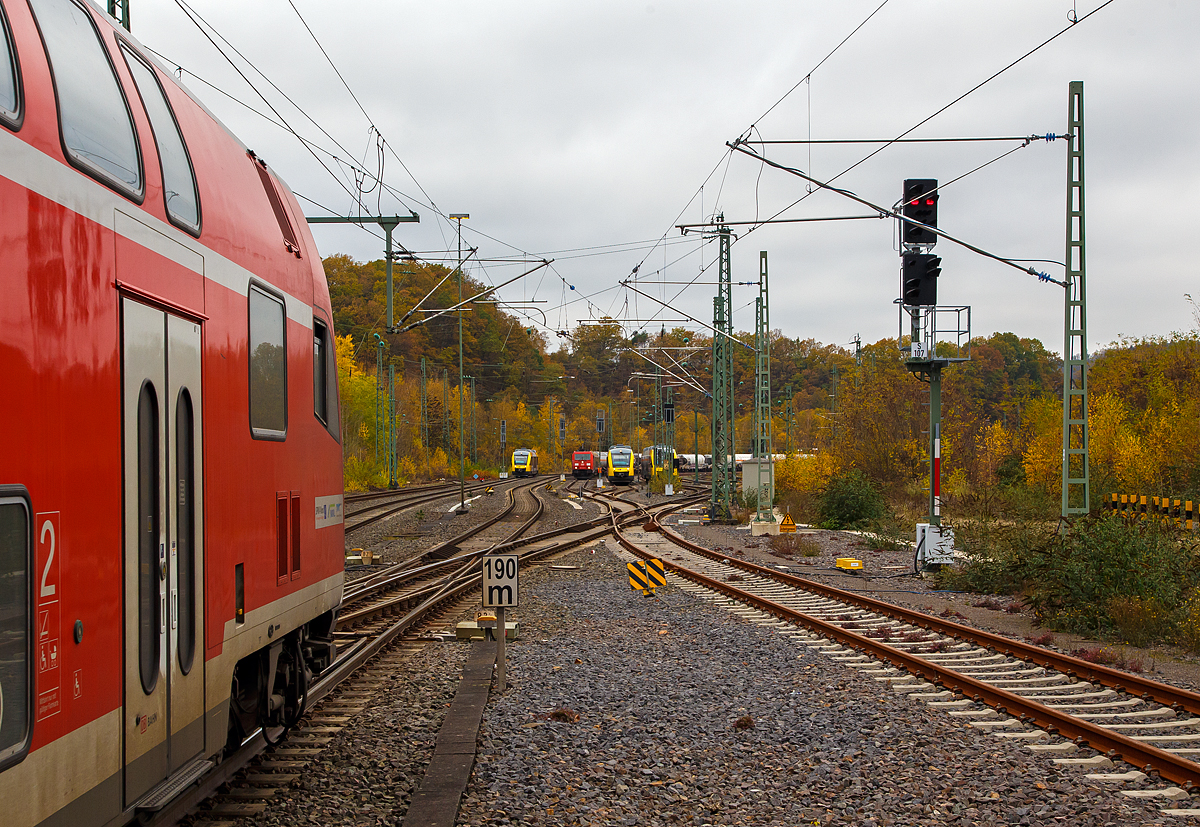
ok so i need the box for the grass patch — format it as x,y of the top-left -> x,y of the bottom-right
768,533 -> 821,559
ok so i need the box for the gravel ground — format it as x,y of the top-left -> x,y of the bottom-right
222,642 -> 470,827
456,546 -> 1188,826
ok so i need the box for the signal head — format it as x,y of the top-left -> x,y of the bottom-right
901,178 -> 939,245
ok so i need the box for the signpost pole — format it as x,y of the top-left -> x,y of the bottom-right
482,553 -> 517,692
496,605 -> 507,692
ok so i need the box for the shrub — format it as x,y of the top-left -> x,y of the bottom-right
776,490 -> 818,525
816,469 -> 885,529
648,469 -> 680,495
1106,594 -> 1174,648
427,447 -> 451,480
1024,515 -> 1193,635
941,512 -> 1200,639
344,455 -> 386,492
397,455 -> 416,486
1178,589 -> 1200,654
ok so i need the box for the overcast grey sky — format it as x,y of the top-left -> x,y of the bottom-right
132,1 -> 1198,355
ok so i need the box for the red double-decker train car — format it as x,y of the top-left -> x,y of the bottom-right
571,451 -> 599,479
0,1 -> 344,825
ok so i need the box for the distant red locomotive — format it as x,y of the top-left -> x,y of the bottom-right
0,2 -> 344,825
572,451 -> 599,479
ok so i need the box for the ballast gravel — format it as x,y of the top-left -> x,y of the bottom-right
454,546 -> 1185,827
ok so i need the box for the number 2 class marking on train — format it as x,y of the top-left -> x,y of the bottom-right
39,516 -> 57,599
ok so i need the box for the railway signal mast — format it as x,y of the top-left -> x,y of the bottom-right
899,178 -> 970,572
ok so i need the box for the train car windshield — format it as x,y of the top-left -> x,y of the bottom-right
513,450 -> 530,462
610,448 -> 631,467
573,452 -> 590,461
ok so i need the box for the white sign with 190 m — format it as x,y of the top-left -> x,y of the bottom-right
482,554 -> 519,608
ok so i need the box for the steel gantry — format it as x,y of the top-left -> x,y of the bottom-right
752,251 -> 774,524
1062,81 -> 1089,519
710,218 -> 734,521
306,213 -> 420,331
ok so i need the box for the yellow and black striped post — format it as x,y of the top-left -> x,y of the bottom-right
628,560 -> 651,595
627,559 -> 666,596
645,558 -> 666,591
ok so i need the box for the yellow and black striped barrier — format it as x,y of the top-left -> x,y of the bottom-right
1105,493 -> 1195,530
627,558 -> 666,596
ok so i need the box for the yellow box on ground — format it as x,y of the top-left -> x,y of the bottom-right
836,558 -> 863,571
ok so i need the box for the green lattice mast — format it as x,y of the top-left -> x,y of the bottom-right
710,218 -> 734,520
753,251 -> 774,523
1062,81 -> 1089,519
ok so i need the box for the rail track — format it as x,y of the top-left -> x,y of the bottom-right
604,499 -> 1200,803
344,477 -> 519,535
172,485 -> 702,824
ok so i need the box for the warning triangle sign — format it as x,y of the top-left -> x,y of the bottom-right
780,513 -> 797,533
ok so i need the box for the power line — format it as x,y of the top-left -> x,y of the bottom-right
286,0 -> 373,126
169,0 -> 367,210
744,0 -> 894,133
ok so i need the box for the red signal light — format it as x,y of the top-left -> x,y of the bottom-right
925,198 -> 935,205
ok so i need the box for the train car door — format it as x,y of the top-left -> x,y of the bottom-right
121,299 -> 205,804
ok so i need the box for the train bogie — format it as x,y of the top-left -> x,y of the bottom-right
0,1 -> 344,824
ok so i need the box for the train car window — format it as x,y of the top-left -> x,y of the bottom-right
119,44 -> 200,235
249,285 -> 287,439
137,381 -> 160,695
0,2 -> 22,129
28,0 -> 142,199
0,489 -> 33,772
312,320 -> 340,442
175,389 -> 195,675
